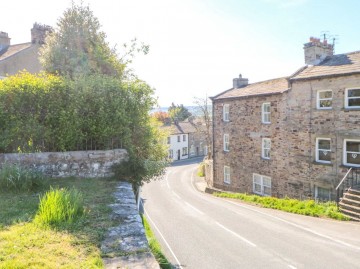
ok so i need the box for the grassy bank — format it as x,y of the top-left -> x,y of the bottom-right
141,215 -> 171,269
213,192 -> 349,221
0,177 -> 118,268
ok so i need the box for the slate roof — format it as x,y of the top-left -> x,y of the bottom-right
161,121 -> 198,135
291,51 -> 360,80
0,43 -> 33,61
212,77 -> 289,101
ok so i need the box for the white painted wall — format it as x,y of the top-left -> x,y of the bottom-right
168,134 -> 189,161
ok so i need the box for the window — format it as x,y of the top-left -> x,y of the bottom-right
224,166 -> 230,184
344,139 -> 360,166
168,150 -> 173,159
345,88 -> 360,109
177,135 -> 180,142
182,147 -> 188,156
316,138 -> 331,163
262,138 -> 271,159
223,134 -> 229,152
223,104 -> 229,122
317,90 -> 332,109
262,103 -> 271,124
315,186 -> 331,201
167,137 -> 171,144
183,135 -> 186,141
253,173 -> 271,196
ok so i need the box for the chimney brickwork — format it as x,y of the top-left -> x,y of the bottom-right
303,37 -> 334,65
31,23 -> 53,44
233,74 -> 248,88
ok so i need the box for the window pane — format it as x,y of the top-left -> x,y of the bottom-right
263,103 -> 270,112
348,89 -> 360,97
348,98 -> 360,107
319,100 -> 332,107
264,186 -> 271,196
318,150 -> 331,162
254,183 -> 261,193
264,149 -> 270,158
317,187 -> 330,201
264,139 -> 271,148
263,176 -> 271,187
347,153 -> 360,165
319,91 -> 332,99
253,174 -> 261,184
318,140 -> 330,150
346,141 -> 360,152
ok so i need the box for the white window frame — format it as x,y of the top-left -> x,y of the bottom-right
223,104 -> 230,122
224,166 -> 230,184
317,90 -> 333,109
315,138 -> 331,163
345,88 -> 360,109
343,139 -> 360,167
261,102 -> 271,124
261,138 -> 271,159
253,173 -> 271,196
315,186 -> 331,201
224,134 -> 229,152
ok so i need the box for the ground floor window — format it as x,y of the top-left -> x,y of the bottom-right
182,147 -> 188,156
315,186 -> 331,201
253,173 -> 271,196
344,139 -> 360,166
224,166 -> 230,184
168,150 -> 173,159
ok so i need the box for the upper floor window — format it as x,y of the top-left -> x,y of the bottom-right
262,103 -> 270,124
177,135 -> 180,142
223,104 -> 230,122
262,138 -> 271,159
253,173 -> 271,196
345,88 -> 360,109
224,134 -> 229,152
224,166 -> 230,184
183,135 -> 186,141
344,139 -> 360,167
316,138 -> 331,163
167,137 -> 171,144
317,90 -> 332,109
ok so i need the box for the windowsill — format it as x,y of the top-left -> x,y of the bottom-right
224,150 -> 230,153
313,161 -> 332,166
261,157 -> 270,161
262,122 -> 271,125
224,181 -> 231,185
341,164 -> 360,168
343,107 -> 360,111
316,107 -> 332,110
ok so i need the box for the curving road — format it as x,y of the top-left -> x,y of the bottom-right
141,158 -> 360,269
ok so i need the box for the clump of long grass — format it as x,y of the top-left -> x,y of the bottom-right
35,187 -> 84,227
213,192 -> 349,221
0,164 -> 45,192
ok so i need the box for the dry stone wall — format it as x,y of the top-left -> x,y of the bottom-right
0,149 -> 128,178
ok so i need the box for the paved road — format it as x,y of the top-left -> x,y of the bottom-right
141,158 -> 360,269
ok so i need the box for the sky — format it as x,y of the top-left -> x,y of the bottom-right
1,0 -> 360,107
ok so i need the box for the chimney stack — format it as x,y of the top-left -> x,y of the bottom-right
31,23 -> 53,44
303,36 -> 334,65
0,31 -> 10,53
233,74 -> 248,88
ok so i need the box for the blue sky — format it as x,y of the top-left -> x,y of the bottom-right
1,0 -> 360,106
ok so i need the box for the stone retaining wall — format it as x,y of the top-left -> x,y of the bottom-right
0,149 -> 128,178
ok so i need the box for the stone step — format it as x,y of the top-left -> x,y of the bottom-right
339,201 -> 360,214
343,192 -> 360,202
348,188 -> 360,196
339,208 -> 360,221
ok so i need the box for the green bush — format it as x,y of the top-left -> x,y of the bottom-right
35,187 -> 84,227
0,164 -> 45,192
197,162 -> 205,177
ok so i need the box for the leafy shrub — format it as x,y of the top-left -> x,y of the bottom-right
197,162 -> 205,177
0,164 -> 45,192
35,187 -> 84,227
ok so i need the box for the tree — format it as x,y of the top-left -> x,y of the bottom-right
193,96 -> 212,159
168,103 -> 191,121
151,111 -> 170,124
39,2 -> 124,78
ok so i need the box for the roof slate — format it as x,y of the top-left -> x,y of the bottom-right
212,77 -> 289,100
291,51 -> 360,80
161,121 -> 198,135
0,43 -> 33,61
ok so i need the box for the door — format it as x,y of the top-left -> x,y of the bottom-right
177,150 -> 181,160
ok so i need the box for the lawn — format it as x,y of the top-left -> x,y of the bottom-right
0,177 -> 119,268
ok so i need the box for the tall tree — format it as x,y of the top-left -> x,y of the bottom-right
39,2 -> 124,78
168,103 -> 191,121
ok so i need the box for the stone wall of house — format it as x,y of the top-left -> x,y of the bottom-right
212,74 -> 360,200
0,149 -> 128,178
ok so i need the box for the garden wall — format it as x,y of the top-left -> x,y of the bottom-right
0,149 -> 128,178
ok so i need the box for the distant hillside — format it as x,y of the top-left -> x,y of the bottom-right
150,106 -> 211,117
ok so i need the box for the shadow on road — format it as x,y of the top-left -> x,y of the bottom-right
170,156 -> 204,167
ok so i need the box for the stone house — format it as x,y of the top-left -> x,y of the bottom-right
0,23 -> 52,78
162,120 -> 207,161
211,37 -> 360,202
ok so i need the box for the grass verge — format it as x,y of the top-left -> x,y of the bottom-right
213,192 -> 349,221
0,177 -> 118,268
141,214 -> 172,269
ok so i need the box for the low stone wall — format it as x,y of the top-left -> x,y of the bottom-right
0,149 -> 128,178
204,159 -> 213,187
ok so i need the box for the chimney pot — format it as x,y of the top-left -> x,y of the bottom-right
233,74 -> 248,88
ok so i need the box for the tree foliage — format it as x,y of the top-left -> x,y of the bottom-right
39,2 -> 124,78
151,111 -> 170,124
168,103 -> 191,121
